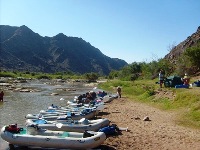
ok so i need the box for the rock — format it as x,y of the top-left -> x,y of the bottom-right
135,117 -> 141,120
143,116 -> 151,121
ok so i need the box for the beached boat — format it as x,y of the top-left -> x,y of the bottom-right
25,117 -> 110,132
25,108 -> 97,121
39,107 -> 92,115
1,124 -> 106,149
41,103 -> 105,115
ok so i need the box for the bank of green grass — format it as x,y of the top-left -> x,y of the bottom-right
98,79 -> 200,129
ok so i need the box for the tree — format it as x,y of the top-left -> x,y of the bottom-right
84,72 -> 99,81
184,44 -> 200,68
117,62 -> 142,81
108,70 -> 119,79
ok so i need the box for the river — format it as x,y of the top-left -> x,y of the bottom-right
0,79 -> 95,150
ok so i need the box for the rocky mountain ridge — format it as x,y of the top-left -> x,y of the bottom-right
164,26 -> 200,64
0,25 -> 128,75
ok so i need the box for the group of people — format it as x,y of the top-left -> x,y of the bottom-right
158,69 -> 190,88
76,91 -> 98,104
76,86 -> 122,105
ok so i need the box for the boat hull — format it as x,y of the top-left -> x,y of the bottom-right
1,126 -> 106,149
26,110 -> 97,121
26,118 -> 110,132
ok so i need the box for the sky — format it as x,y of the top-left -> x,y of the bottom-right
0,0 -> 200,64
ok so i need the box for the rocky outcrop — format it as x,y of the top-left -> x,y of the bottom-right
164,26 -> 200,64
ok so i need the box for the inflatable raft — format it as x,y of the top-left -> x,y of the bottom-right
25,118 -> 110,132
1,124 -> 106,149
26,108 -> 97,121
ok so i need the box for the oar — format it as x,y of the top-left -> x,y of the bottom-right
118,127 -> 128,131
96,104 -> 105,111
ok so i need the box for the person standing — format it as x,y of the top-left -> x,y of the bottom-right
158,70 -> 164,88
117,86 -> 122,98
182,73 -> 190,85
0,91 -> 4,102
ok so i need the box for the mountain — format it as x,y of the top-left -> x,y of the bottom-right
0,25 -> 128,75
164,26 -> 200,63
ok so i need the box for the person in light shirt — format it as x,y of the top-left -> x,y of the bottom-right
117,86 -> 122,98
182,73 -> 190,85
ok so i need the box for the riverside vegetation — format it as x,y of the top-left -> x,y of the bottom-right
0,71 -> 100,81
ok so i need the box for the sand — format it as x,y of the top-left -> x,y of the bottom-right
97,97 -> 200,150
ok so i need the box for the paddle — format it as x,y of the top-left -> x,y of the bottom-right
96,104 -> 105,111
118,127 -> 129,131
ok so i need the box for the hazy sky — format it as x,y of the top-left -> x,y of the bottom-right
1,0 -> 199,64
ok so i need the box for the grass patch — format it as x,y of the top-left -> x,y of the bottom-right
98,79 -> 200,129
0,71 -> 86,80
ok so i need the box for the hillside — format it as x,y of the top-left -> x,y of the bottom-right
0,25 -> 128,75
164,26 -> 200,64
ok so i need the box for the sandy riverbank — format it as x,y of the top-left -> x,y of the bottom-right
97,97 -> 200,150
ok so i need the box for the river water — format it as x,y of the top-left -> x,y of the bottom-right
0,79 -> 94,150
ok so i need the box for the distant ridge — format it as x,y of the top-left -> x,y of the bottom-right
0,25 -> 128,75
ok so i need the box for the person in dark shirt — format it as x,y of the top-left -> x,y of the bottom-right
0,91 -> 4,102
158,70 -> 164,88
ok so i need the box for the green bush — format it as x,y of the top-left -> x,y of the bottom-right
184,44 -> 200,68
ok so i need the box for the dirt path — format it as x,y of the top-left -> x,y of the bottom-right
98,97 -> 200,150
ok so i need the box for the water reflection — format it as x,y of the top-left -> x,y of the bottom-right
0,80 -> 93,150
